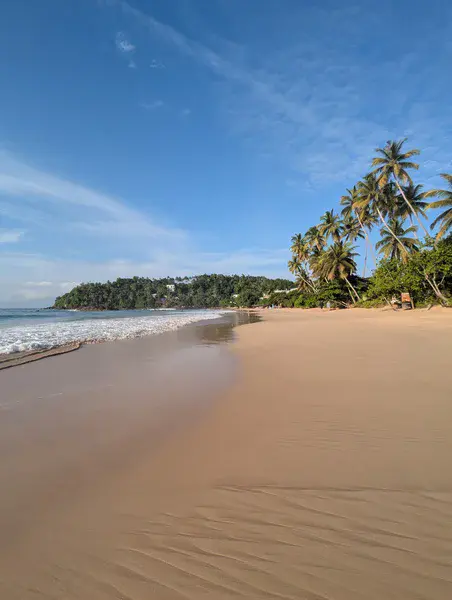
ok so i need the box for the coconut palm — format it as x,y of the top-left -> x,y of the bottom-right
290,234 -> 308,261
295,266 -> 316,292
340,187 -> 358,220
319,209 -> 342,243
375,219 -> 419,263
424,173 -> 452,240
312,241 -> 360,302
304,226 -> 326,251
289,236 -> 317,292
371,139 -> 430,237
396,183 -> 428,237
341,215 -> 365,243
288,257 -> 301,275
357,174 -> 408,251
341,185 -> 378,275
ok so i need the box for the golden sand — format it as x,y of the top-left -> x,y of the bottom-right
1,309 -> 452,599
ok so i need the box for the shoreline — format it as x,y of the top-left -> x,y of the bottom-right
0,309 -> 238,367
1,309 -> 452,598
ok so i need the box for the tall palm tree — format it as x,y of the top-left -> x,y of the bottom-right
424,173 -> 452,240
371,138 -> 430,237
341,215 -> 365,243
288,256 -> 301,275
290,234 -> 309,261
295,266 -> 316,292
396,183 -> 428,237
289,236 -> 316,292
304,226 -> 326,251
375,218 -> 419,263
312,241 -> 360,302
357,174 -> 407,250
341,186 -> 379,275
319,209 -> 342,243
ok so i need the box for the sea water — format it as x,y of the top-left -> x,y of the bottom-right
0,308 -> 225,354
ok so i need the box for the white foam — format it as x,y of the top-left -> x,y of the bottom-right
0,311 -> 225,355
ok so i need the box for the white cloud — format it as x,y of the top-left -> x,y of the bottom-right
106,0 -> 452,185
0,228 -> 23,243
0,150 -> 184,242
128,59 -> 137,69
0,153 -> 289,305
115,31 -> 135,53
24,281 -> 53,287
140,100 -> 164,110
180,108 -> 191,117
149,59 -> 164,69
0,248 -> 289,306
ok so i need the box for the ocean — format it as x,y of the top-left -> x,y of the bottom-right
0,308 -> 225,355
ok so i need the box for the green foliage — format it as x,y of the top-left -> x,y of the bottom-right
53,274 -> 294,310
366,236 -> 452,304
288,138 -> 452,306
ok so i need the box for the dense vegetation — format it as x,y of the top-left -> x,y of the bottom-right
285,139 -> 452,308
54,139 -> 451,311
53,275 -> 294,310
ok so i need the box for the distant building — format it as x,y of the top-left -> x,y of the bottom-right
166,284 -> 175,293
273,287 -> 298,294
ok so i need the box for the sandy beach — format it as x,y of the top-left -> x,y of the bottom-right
1,308 -> 452,599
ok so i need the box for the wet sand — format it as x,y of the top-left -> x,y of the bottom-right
1,309 -> 452,598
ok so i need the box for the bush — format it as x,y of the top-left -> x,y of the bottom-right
366,237 -> 452,306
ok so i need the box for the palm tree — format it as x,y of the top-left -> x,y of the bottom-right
424,174 -> 452,240
375,218 -> 419,263
312,241 -> 360,302
357,174 -> 408,251
396,183 -> 428,237
304,226 -> 326,251
290,234 -> 309,261
319,209 -> 342,243
341,215 -> 365,243
289,237 -> 316,292
371,139 -> 430,237
341,185 -> 378,275
295,266 -> 316,292
288,256 -> 301,275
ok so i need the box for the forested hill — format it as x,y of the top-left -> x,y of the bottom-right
53,275 -> 294,309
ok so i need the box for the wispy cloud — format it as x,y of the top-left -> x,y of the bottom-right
0,228 -> 23,243
0,152 -> 289,305
115,31 -> 135,53
180,108 -> 191,117
106,0 -> 452,186
140,100 -> 164,111
0,150 -> 184,241
149,59 -> 165,69
0,247 -> 289,306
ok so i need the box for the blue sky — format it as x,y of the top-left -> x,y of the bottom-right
1,0 -> 451,306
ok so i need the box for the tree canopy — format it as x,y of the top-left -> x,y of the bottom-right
286,138 -> 452,308
53,274 -> 294,310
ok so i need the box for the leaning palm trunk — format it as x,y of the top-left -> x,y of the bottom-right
395,178 -> 430,239
375,206 -> 409,255
422,271 -> 448,304
344,276 -> 360,303
409,214 -> 419,240
362,244 -> 368,278
355,210 -> 376,269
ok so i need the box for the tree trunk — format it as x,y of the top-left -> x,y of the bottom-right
355,210 -> 376,268
375,206 -> 409,255
395,178 -> 430,239
420,270 -> 448,304
344,276 -> 360,302
362,244 -> 368,278
409,214 -> 419,240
